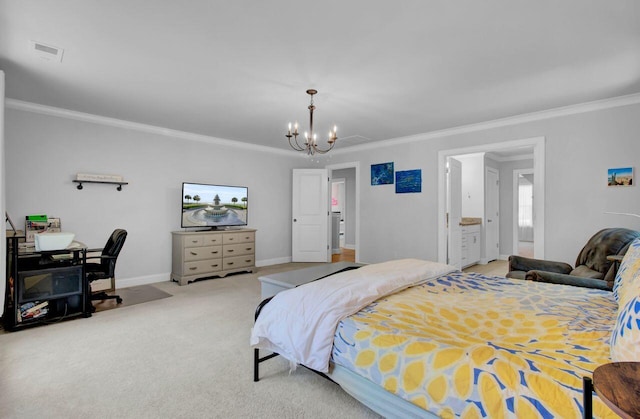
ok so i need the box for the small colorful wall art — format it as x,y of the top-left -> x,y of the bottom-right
608,167 -> 633,186
371,162 -> 394,185
396,169 -> 422,193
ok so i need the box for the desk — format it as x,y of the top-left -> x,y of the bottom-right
3,234 -> 91,331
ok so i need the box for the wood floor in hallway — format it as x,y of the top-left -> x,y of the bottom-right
332,248 -> 355,263
463,259 -> 508,277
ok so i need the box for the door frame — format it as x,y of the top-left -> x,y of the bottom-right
447,157 -> 463,269
326,161 -> 360,263
484,166 -> 499,263
331,178 -> 346,248
437,136 -> 545,264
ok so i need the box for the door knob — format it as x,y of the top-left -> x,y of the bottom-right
293,219 -> 297,222
487,219 -> 493,222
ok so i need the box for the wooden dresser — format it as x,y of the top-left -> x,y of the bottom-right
171,229 -> 256,285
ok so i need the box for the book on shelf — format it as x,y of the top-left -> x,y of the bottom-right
19,301 -> 49,321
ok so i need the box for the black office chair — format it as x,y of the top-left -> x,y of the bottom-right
86,229 -> 127,310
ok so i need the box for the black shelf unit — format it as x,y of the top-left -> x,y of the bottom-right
3,234 -> 92,331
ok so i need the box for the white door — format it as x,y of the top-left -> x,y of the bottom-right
485,167 -> 499,262
447,158 -> 462,270
292,169 -> 330,262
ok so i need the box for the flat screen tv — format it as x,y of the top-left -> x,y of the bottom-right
181,182 -> 248,229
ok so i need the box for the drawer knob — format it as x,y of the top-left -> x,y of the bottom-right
229,238 -> 234,241
246,247 -> 252,251
228,249 -> 234,253
189,267 -> 197,271
228,262 -> 234,265
212,251 -> 218,254
190,251 -> 198,255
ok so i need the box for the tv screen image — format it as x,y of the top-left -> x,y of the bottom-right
181,183 -> 248,229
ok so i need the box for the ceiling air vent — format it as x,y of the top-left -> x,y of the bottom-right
30,40 -> 64,63
339,135 -> 372,147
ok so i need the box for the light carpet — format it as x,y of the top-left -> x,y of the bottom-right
0,263 -> 380,418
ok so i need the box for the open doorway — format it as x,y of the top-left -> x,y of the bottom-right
513,169 -> 535,257
437,136 -> 545,266
326,162 -> 360,263
331,177 -> 346,249
445,153 -> 500,267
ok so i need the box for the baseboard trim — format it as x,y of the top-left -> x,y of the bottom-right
115,257 -> 293,288
256,256 -> 291,267
116,273 -> 170,289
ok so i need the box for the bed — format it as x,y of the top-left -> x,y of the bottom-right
251,256 -> 640,418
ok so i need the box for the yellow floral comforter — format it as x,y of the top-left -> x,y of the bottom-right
331,272 -> 617,418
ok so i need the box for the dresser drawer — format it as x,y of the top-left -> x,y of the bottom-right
183,235 -> 205,247
223,231 -> 255,245
223,242 -> 255,257
223,254 -> 255,270
184,259 -> 222,275
184,245 -> 222,262
202,235 -> 222,246
461,224 -> 481,234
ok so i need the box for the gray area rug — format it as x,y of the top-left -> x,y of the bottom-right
93,284 -> 172,312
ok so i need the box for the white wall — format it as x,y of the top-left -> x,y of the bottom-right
5,108 -> 303,286
5,98 -> 640,279
321,145 -> 439,263
324,102 -> 640,265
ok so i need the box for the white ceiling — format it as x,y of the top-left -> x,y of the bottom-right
1,0 -> 639,152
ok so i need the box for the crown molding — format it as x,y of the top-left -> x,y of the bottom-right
485,152 -> 534,162
7,91 -> 640,156
5,98 -> 298,157
333,92 -> 640,154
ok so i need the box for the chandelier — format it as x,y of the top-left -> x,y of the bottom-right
286,89 -> 337,155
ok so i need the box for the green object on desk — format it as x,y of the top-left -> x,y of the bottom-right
26,214 -> 48,222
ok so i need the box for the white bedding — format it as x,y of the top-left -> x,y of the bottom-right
250,259 -> 457,373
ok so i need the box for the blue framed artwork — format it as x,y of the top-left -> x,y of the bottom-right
396,169 -> 422,193
371,162 -> 394,185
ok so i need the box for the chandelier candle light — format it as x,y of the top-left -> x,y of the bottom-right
286,89 -> 338,155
